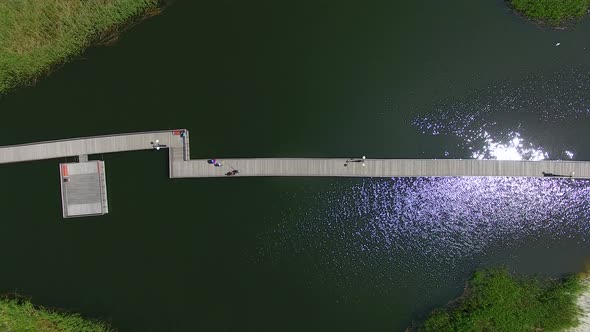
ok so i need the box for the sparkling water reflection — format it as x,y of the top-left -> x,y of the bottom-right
262,177 -> 590,294
412,67 -> 590,160
471,131 -> 548,160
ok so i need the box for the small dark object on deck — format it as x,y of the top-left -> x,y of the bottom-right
214,162 -> 222,167
344,158 -> 364,166
542,171 -> 572,178
232,170 -> 239,175
225,171 -> 233,176
207,159 -> 216,164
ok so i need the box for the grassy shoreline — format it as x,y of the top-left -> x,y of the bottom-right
508,0 -> 590,26
414,268 -> 587,331
0,297 -> 112,331
0,0 -> 161,94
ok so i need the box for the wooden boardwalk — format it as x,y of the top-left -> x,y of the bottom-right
1,129 -> 590,179
4,129 -> 588,219
0,130 -> 184,164
172,158 -> 590,178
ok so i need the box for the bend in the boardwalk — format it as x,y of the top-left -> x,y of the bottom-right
1,129 -> 590,179
0,130 -> 185,164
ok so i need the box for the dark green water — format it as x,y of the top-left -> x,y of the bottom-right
3,1 -> 590,331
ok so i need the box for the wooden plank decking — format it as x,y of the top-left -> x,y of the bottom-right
0,130 -> 183,164
4,129 -> 587,219
171,158 -> 590,178
1,129 -> 590,179
59,160 -> 109,218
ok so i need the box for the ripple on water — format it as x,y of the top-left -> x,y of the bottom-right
412,67 -> 590,160
259,177 -> 590,296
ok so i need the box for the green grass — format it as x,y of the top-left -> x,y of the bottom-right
0,297 -> 112,332
418,268 -> 586,332
0,0 -> 160,94
509,0 -> 590,25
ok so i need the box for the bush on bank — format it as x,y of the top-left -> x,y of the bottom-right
509,0 -> 590,25
419,267 -> 585,332
0,297 -> 112,332
0,0 -> 159,94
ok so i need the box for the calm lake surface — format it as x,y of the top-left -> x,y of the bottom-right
2,0 -> 590,331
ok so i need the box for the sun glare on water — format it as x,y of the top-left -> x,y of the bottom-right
471,131 -> 549,161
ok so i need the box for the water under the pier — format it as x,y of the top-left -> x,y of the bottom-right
2,0 -> 590,331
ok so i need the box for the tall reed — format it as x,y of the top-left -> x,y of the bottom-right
0,0 -> 159,94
